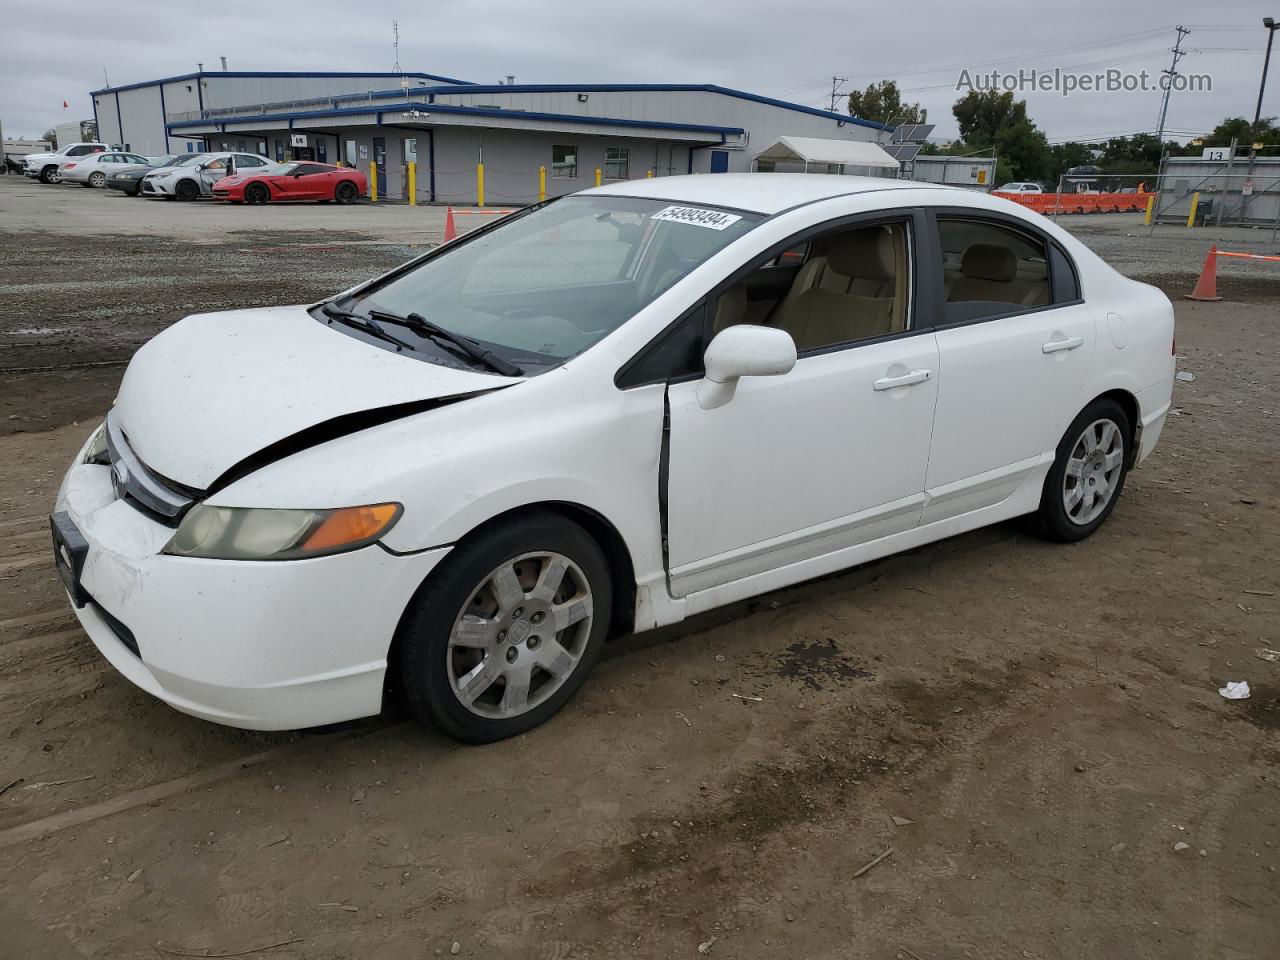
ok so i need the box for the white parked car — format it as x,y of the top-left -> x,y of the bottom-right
53,174 -> 1175,741
140,152 -> 280,200
23,142 -> 109,183
996,182 -> 1044,194
58,150 -> 154,188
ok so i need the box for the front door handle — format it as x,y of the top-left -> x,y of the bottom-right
873,369 -> 932,391
1042,335 -> 1084,354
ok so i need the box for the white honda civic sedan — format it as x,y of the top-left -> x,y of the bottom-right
53,174 -> 1174,742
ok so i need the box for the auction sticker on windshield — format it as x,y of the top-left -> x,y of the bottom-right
650,205 -> 743,230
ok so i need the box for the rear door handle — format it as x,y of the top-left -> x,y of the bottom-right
873,369 -> 932,391
1042,335 -> 1084,354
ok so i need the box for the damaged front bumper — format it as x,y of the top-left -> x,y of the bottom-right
53,436 -> 449,731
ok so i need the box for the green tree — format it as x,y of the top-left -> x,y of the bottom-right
1049,142 -> 1094,180
993,119 -> 1052,183
41,127 -> 57,148
952,90 -> 1027,146
1203,115 -> 1278,145
846,80 -> 925,127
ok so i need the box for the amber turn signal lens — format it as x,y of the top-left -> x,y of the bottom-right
302,503 -> 402,552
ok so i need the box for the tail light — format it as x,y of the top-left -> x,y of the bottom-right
64,163 -> 77,169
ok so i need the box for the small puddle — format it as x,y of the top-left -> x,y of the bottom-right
776,638 -> 874,691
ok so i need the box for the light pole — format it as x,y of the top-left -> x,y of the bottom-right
1255,17 -> 1279,133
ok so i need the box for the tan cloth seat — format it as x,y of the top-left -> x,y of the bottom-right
949,243 -> 1049,307
711,283 -> 748,334
769,226 -> 905,350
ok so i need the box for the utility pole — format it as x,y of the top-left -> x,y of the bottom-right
1148,25 -> 1190,236
1255,18 -> 1278,132
830,76 -> 848,113
1153,25 -> 1190,154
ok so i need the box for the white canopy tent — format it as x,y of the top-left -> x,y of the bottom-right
753,136 -> 900,175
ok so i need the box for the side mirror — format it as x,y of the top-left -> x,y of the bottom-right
697,325 -> 797,409
194,163 -> 205,171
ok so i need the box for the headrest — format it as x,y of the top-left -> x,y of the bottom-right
824,227 -> 897,279
960,243 -> 1017,282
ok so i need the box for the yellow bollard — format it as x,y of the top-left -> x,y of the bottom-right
538,165 -> 546,202
369,163 -> 378,203
646,168 -> 654,178
477,162 -> 485,207
1143,194 -> 1155,226
595,167 -> 602,187
1186,191 -> 1200,228
408,162 -> 416,206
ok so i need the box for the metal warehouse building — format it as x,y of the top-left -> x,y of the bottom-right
91,69 -> 893,204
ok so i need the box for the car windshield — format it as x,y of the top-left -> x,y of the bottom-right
175,154 -> 208,167
156,155 -> 183,167
341,196 -> 762,365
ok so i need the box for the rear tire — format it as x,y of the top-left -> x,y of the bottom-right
174,179 -> 199,202
1030,398 -> 1131,543
394,512 -> 612,743
334,181 -> 358,204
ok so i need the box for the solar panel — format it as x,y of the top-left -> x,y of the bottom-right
882,143 -> 922,162
890,124 -> 934,143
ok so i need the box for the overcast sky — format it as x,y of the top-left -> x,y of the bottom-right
2,1 -> 1274,144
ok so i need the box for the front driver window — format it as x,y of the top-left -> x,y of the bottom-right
713,221 -> 911,353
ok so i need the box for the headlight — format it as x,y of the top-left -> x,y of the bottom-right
121,172 -> 142,180
82,423 -> 109,465
162,503 -> 402,561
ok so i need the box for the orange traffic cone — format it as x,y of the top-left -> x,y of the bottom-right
443,207 -> 457,243
1185,245 -> 1223,302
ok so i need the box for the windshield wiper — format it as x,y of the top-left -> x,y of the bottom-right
368,309 -> 524,377
321,303 -> 415,353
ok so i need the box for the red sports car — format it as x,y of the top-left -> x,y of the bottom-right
212,162 -> 367,204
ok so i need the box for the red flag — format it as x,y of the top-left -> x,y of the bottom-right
62,100 -> 69,108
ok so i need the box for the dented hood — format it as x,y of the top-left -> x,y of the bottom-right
112,306 -> 506,489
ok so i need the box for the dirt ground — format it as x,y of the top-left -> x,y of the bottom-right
1,177 -> 1278,959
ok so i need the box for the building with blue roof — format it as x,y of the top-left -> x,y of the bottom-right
91,69 -> 895,204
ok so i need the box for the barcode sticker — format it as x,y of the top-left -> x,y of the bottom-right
650,205 -> 743,230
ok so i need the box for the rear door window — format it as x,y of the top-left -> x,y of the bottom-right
936,218 -> 1051,324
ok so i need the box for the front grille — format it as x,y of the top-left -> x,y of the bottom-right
141,180 -> 156,193
105,412 -> 198,526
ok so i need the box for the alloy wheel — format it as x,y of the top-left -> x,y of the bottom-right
1062,418 -> 1124,525
447,551 -> 593,719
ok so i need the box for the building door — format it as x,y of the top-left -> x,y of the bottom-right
317,139 -> 328,164
710,150 -> 729,173
373,136 -> 387,195
401,137 -> 417,201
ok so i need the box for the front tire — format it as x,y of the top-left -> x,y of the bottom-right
245,182 -> 269,205
40,165 -> 59,184
88,171 -> 107,188
174,179 -> 199,201
394,513 -> 612,743
1031,398 -> 1131,542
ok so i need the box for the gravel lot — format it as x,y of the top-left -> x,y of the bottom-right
1,175 -> 1278,959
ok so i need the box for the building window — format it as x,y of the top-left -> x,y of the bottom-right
345,140 -> 358,167
402,138 -> 417,164
605,146 -> 629,180
551,145 -> 577,179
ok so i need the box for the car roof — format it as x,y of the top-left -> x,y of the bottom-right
586,172 -> 942,215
